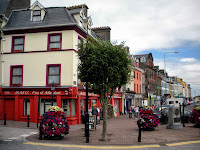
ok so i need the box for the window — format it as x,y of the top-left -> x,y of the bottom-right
24,99 -> 30,116
33,10 -> 41,22
40,99 -> 57,116
47,64 -> 61,86
48,33 -> 62,50
78,36 -> 83,50
137,73 -> 138,80
10,65 -> 23,86
62,99 -> 75,117
12,36 -> 25,52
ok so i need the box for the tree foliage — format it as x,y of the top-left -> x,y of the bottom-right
78,37 -> 132,141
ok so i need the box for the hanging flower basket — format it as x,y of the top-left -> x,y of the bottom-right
40,106 -> 69,139
189,106 -> 200,128
137,106 -> 160,130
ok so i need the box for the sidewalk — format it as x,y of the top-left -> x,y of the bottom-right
1,115 -> 200,145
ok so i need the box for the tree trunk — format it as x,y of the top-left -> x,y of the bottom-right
102,98 -> 107,141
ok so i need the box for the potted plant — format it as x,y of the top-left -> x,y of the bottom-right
189,106 -> 200,127
40,106 -> 69,140
137,106 -> 160,130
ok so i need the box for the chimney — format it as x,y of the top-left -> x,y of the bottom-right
92,26 -> 111,41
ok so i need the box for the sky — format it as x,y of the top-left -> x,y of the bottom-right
31,0 -> 200,97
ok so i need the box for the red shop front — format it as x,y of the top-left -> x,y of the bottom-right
110,93 -> 122,116
0,87 -> 100,125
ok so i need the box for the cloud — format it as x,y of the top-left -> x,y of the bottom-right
180,58 -> 198,63
33,0 -> 200,54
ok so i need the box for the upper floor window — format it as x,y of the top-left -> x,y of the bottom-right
10,65 -> 23,86
33,10 -> 41,22
12,36 -> 25,52
47,64 -> 61,86
78,36 -> 83,50
48,33 -> 62,50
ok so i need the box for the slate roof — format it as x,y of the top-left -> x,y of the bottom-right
2,7 -> 77,31
0,0 -> 10,15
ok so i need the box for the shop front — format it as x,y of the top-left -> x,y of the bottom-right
0,87 -> 100,125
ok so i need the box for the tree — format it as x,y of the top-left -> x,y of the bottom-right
78,37 -> 132,141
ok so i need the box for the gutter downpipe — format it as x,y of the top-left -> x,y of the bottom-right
1,31 -> 5,86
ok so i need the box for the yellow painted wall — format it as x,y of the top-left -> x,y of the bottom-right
4,30 -> 75,53
3,51 -> 74,86
2,29 -> 85,87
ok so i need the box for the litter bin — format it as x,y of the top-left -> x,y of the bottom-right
162,114 -> 168,124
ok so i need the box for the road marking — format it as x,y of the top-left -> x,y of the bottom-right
20,134 -> 29,137
24,142 -> 161,149
8,137 -> 19,140
4,140 -> 13,142
166,140 -> 200,146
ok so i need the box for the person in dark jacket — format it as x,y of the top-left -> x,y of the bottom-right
81,106 -> 85,124
92,106 -> 98,125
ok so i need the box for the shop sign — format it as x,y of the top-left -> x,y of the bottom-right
4,90 -> 62,95
125,94 -> 134,99
112,93 -> 122,98
79,91 -> 98,96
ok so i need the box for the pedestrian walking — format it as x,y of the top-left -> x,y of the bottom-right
132,105 -> 136,118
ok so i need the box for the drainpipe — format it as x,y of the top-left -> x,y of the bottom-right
1,31 -> 5,86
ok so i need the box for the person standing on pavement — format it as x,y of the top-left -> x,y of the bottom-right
132,105 -> 136,118
134,106 -> 138,118
92,106 -> 98,125
81,106 -> 85,124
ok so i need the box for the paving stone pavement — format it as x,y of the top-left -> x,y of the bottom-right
1,115 -> 200,145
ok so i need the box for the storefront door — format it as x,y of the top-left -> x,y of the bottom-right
4,99 -> 15,120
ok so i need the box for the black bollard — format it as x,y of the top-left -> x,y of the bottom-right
39,120 -> 43,140
129,112 -> 132,119
27,115 -> 30,127
85,113 -> 89,143
138,122 -> 141,142
4,113 -> 6,125
183,103 -> 185,127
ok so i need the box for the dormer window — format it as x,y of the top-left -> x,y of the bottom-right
33,10 -> 41,22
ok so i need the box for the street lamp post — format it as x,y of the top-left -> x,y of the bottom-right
51,82 -> 56,106
163,51 -> 179,102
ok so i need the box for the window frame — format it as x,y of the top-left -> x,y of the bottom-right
78,36 -> 83,51
24,98 -> 30,116
32,10 -> 41,22
11,36 -> 25,53
47,33 -> 62,51
46,64 -> 61,86
10,65 -> 23,87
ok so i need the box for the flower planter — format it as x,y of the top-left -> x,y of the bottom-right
40,106 -> 69,140
44,135 -> 64,140
189,106 -> 200,128
137,106 -> 160,130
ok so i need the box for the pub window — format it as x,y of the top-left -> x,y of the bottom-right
47,64 -> 61,86
48,33 -> 62,50
10,65 -> 23,86
12,36 -> 25,52
40,99 -> 57,116
62,99 -> 75,117
24,99 -> 30,116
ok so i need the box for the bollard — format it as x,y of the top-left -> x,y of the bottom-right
129,112 -> 132,119
85,113 -> 89,143
27,115 -> 30,127
4,113 -> 6,125
138,122 -> 141,142
39,120 -> 43,140
183,103 -> 185,127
